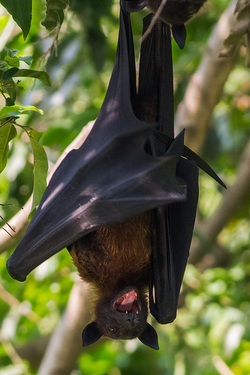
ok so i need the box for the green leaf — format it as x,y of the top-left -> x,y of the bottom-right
28,129 -> 48,214
18,55 -> 33,65
4,47 -> 19,58
0,105 -> 43,119
41,10 -> 60,30
3,67 -> 19,80
0,109 -> 20,119
0,0 -> 32,39
0,123 -> 17,173
47,0 -> 68,11
4,55 -> 20,68
0,60 -> 7,70
6,87 -> 16,102
5,97 -> 15,106
13,69 -> 52,86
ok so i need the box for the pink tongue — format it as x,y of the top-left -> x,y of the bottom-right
117,291 -> 135,312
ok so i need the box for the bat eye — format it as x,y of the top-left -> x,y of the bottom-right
108,326 -> 119,334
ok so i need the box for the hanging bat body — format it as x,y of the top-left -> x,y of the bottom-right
68,212 -> 159,348
7,1 -> 225,350
69,212 -> 151,293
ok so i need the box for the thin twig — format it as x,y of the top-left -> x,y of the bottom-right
212,356 -> 235,375
0,284 -> 41,323
141,0 -> 168,41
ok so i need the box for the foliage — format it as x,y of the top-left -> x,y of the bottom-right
0,0 -> 250,374
0,0 -> 32,39
41,0 -> 69,31
0,45 -> 50,216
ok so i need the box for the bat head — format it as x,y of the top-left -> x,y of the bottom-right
82,287 -> 159,350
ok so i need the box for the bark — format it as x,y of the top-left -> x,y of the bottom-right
37,278 -> 97,375
15,335 -> 51,371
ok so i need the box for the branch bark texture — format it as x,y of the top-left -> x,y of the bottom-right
38,278 -> 92,375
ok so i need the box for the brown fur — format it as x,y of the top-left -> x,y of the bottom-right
70,211 -> 152,296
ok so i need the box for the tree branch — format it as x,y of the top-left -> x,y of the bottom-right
172,0 -> 250,267
38,278 -> 92,375
175,0 -> 239,153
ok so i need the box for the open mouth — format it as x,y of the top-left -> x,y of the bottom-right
113,289 -> 141,314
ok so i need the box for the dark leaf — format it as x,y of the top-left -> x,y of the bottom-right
0,123 -> 17,173
13,69 -> 52,86
3,68 -> 19,80
0,0 -> 32,39
28,129 -> 48,215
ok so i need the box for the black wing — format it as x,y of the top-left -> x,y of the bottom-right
135,14 -> 198,323
136,14 -> 224,323
7,5 -> 187,282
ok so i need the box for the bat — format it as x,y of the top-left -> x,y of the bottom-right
124,0 -> 207,49
7,1 -> 225,350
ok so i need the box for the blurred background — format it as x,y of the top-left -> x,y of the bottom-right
0,0 -> 250,374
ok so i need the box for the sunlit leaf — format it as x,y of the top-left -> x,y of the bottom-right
28,129 -> 48,216
0,123 -> 17,173
18,55 -> 33,65
0,105 -> 43,119
4,55 -> 20,68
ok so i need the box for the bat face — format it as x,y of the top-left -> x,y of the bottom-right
95,287 -> 148,339
82,287 -> 159,349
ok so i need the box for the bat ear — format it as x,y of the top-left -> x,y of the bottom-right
172,24 -> 186,50
138,323 -> 159,350
82,321 -> 103,347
